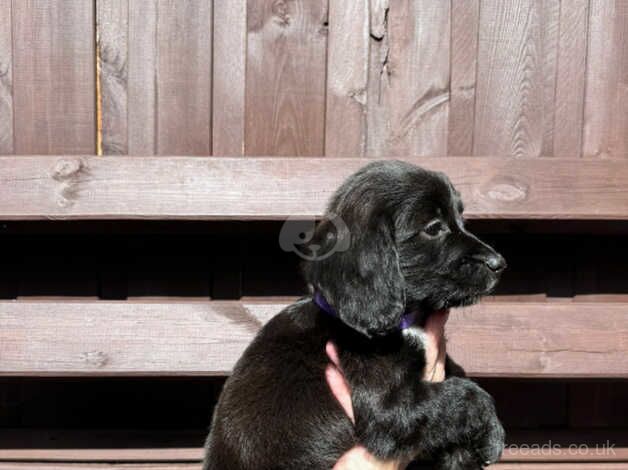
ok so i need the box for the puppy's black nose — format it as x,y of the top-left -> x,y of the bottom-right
485,253 -> 506,273
471,252 -> 507,273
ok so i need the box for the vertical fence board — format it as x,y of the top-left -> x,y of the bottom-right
539,0 -> 560,157
368,0 -> 450,157
0,0 -> 13,155
12,0 -> 95,154
97,0 -> 129,155
448,0 -> 479,156
212,0 -> 247,156
474,1 -> 558,157
245,0 -> 327,156
553,0 -> 589,157
156,0 -> 212,155
127,0 -> 157,155
583,0 -> 628,158
325,0 -> 369,157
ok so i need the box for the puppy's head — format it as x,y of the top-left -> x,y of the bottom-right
302,160 -> 506,337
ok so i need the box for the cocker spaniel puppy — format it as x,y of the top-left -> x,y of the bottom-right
204,161 -> 506,469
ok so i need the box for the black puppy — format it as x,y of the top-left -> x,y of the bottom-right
204,161 -> 506,469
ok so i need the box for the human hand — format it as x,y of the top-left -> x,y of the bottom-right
326,309 -> 450,470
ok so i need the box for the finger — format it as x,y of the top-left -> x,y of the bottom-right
326,340 -> 341,369
325,363 -> 355,423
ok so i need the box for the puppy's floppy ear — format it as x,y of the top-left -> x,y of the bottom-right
302,214 -> 405,337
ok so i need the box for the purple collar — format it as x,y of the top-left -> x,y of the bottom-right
313,291 -> 418,330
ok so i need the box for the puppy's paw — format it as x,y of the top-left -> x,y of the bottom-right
474,415 -> 505,466
445,378 -> 505,466
434,448 -> 482,469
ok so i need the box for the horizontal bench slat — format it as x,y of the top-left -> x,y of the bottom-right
0,300 -> 626,377
1,429 -> 625,463
1,157 -> 628,220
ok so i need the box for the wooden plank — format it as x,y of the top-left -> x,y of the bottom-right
11,0 -> 95,154
324,0 -> 369,157
0,465 -> 198,470
0,428 -> 626,463
1,156 -> 628,220
97,0 -> 129,155
367,0 -> 450,157
0,300 -> 626,377
448,0 -> 480,156
127,0 -> 157,155
0,0 -> 13,154
474,1 -> 559,157
492,465 -> 628,469
245,0 -> 327,155
212,0 -> 246,155
553,0 -> 589,157
0,463 -> 624,470
583,0 -> 628,158
156,0 -> 211,155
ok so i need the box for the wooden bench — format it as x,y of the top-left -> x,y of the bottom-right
1,156 -> 627,469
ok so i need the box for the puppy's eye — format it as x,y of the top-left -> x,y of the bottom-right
423,220 -> 449,238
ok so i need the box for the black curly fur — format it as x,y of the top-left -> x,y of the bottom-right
204,161 -> 506,469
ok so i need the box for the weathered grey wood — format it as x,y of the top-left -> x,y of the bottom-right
0,464 -> 198,470
1,429 -> 626,463
553,0 -> 589,157
127,0 -> 157,155
12,0 -> 95,154
367,0 -> 450,156
1,464 -> 622,470
156,0 -> 212,156
448,0 -> 479,156
1,156 -> 628,220
325,0 -> 369,157
245,0 -> 327,155
0,300 -> 625,377
474,1 -> 559,157
212,0 -> 246,155
583,0 -> 628,158
97,0 -> 129,155
0,0 -> 13,154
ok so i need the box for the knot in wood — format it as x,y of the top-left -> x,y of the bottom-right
53,158 -> 84,181
482,176 -> 528,203
80,351 -> 109,368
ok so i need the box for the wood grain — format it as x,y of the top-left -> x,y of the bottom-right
448,0 -> 480,156
0,464 -> 623,470
474,1 -> 559,157
97,0 -> 129,155
0,465 -> 198,470
156,0 -> 211,155
1,156 -> 628,220
368,0 -> 450,156
12,0 -> 95,154
325,0 -> 369,157
212,0 -> 246,155
0,300 -> 625,377
583,0 -> 628,158
1,429 -> 626,463
127,0 -> 157,155
0,0 -> 13,154
245,0 -> 327,155
553,0 -> 589,157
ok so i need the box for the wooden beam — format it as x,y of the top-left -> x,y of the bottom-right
1,428 -> 625,463
0,300 -> 626,377
0,464 -> 624,470
1,157 -> 628,220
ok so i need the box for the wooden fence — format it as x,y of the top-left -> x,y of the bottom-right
1,1 -> 627,469
0,0 -> 626,157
